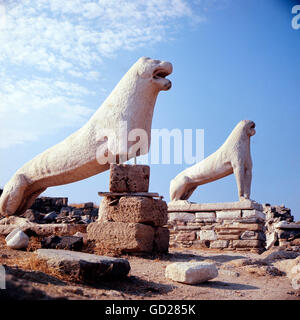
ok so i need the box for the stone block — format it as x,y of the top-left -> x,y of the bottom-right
87,221 -> 154,253
232,240 -> 264,248
217,234 -> 240,240
153,227 -> 170,253
165,262 -> 218,284
176,232 -> 196,242
216,210 -> 241,220
168,212 -> 195,223
195,212 -> 216,219
198,230 -> 217,241
109,164 -> 150,193
240,230 -> 265,241
210,240 -> 229,249
37,249 -> 130,281
242,210 -> 265,221
192,240 -> 210,248
98,196 -> 167,227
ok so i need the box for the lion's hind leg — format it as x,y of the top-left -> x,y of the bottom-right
0,173 -> 31,216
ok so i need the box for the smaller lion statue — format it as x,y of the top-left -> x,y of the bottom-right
170,120 -> 256,202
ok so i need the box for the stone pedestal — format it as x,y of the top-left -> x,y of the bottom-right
168,200 -> 266,253
88,164 -> 169,254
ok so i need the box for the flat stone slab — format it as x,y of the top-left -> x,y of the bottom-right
0,217 -> 87,236
36,249 -> 131,281
168,200 -> 263,212
165,262 -> 218,284
275,221 -> 300,229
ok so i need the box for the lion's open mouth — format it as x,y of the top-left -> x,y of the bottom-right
153,69 -> 171,80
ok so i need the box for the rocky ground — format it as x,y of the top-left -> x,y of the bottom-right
0,235 -> 299,300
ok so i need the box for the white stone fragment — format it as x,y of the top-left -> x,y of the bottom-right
242,210 -> 265,220
216,210 -> 241,220
5,229 -> 29,250
165,262 -> 218,284
198,230 -> 217,241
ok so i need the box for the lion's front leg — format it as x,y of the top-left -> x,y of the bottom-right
243,167 -> 252,200
233,162 -> 246,201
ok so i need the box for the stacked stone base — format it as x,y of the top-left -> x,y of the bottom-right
168,201 -> 266,253
87,164 -> 169,255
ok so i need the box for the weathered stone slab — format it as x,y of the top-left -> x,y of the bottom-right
242,210 -> 265,221
198,230 -> 217,241
37,249 -> 130,281
232,240 -> 264,248
87,221 -> 154,253
274,221 -> 300,230
216,210 -> 241,220
195,212 -> 216,219
99,196 -> 167,227
109,164 -> 150,193
209,240 -> 229,249
168,200 -> 263,212
215,223 -> 263,231
217,234 -> 240,240
0,217 -> 87,236
165,262 -> 218,284
168,212 -> 195,223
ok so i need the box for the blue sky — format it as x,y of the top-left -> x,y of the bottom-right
0,0 -> 299,220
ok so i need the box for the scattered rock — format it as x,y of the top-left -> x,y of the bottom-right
43,211 -> 57,223
73,232 -> 88,243
261,248 -> 300,263
22,209 -> 44,223
242,265 -> 285,277
41,235 -> 83,251
165,261 -> 218,284
36,249 -> 131,281
5,229 -> 29,250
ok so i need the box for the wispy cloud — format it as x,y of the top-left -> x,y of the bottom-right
0,0 -> 204,148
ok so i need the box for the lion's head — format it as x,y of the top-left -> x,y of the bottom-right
240,120 -> 256,137
135,57 -> 173,91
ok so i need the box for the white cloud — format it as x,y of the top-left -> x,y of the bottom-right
0,0 -> 204,149
0,77 -> 94,148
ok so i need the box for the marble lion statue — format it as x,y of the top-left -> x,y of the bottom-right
0,57 -> 172,216
170,120 -> 256,202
